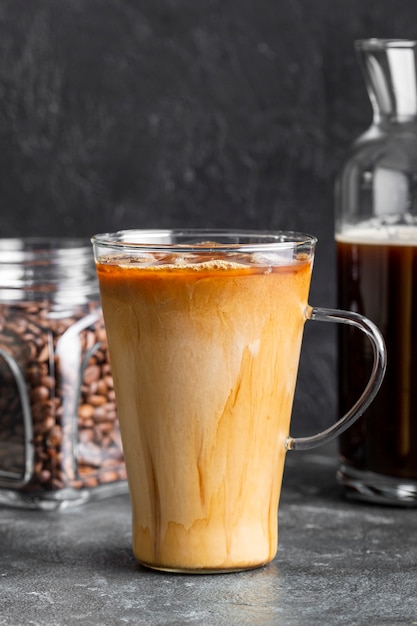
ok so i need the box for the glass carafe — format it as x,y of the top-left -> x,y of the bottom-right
336,39 -> 417,505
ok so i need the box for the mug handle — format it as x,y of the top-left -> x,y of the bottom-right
286,306 -> 387,451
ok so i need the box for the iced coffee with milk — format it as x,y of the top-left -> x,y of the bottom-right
92,229 -> 386,573
93,231 -> 313,572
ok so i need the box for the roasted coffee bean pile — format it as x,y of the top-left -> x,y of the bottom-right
0,301 -> 126,494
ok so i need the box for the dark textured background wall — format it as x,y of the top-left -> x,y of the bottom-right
1,0 -> 416,435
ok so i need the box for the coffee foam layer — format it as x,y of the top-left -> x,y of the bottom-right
337,224 -> 417,246
97,250 -> 309,271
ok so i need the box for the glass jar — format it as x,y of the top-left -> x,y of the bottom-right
336,39 -> 417,505
0,238 -> 127,509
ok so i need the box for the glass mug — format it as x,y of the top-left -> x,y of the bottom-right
91,230 -> 386,573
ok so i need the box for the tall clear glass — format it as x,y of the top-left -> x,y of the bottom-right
336,39 -> 417,505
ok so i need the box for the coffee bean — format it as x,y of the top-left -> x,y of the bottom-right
88,394 -> 107,407
30,386 -> 50,403
0,301 -> 126,498
83,365 -> 100,385
92,405 -> 107,422
41,375 -> 55,389
95,380 -> 108,396
37,344 -> 50,363
79,404 -> 94,421
45,425 -> 62,447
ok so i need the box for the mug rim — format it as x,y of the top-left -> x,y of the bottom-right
91,229 -> 317,253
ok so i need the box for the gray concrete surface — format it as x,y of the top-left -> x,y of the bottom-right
1,444 -> 416,625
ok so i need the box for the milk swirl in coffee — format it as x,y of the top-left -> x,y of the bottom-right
96,247 -> 313,572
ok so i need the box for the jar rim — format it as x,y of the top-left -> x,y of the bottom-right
0,238 -> 92,263
0,237 -> 98,304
